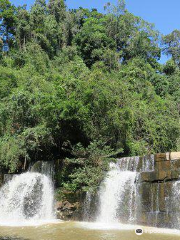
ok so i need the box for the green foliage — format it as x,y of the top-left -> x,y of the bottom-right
0,66 -> 17,98
60,141 -> 116,192
0,0 -> 16,43
74,15 -> 116,67
163,30 -> 180,67
0,0 -> 180,191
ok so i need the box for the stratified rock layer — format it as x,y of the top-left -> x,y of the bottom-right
138,152 -> 180,228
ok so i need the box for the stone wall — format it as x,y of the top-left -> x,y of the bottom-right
137,152 -> 180,229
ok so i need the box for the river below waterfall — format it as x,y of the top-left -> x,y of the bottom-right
0,222 -> 180,240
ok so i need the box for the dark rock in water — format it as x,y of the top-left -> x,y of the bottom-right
23,177 -> 43,219
55,190 -> 88,221
0,174 -> 3,187
56,200 -> 80,220
3,174 -> 18,184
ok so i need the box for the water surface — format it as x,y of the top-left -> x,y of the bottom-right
0,222 -> 179,240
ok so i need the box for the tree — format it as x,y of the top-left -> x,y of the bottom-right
48,0 -> 66,23
15,7 -> 30,49
163,30 -> 180,67
0,0 -> 16,49
105,9 -> 161,67
30,0 -> 47,34
0,0 -> 180,192
74,13 -> 116,67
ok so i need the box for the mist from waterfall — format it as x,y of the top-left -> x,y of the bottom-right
0,172 -> 55,226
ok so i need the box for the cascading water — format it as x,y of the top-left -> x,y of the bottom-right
96,162 -> 137,224
91,155 -> 155,225
83,191 -> 92,221
0,172 -> 55,226
171,180 -> 180,229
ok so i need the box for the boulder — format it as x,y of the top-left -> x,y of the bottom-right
56,200 -> 80,220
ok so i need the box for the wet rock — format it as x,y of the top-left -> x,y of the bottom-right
155,153 -> 168,162
171,159 -> 180,170
159,183 -> 166,212
155,161 -> 171,172
139,172 -> 156,182
171,169 -> 180,179
0,174 -> 3,187
56,200 -> 80,220
138,183 -> 152,212
157,170 -> 171,181
3,174 -> 17,183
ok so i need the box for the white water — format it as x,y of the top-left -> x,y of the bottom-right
83,191 -> 92,221
171,180 -> 180,228
142,154 -> 155,172
97,163 -> 137,223
0,172 -> 55,226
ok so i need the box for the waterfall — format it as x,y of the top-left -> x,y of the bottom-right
93,155 -> 155,225
142,154 -> 154,172
83,192 -> 92,221
0,172 -> 55,226
96,162 -> 137,224
171,180 -> 180,229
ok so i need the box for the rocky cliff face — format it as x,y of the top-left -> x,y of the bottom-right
137,152 -> 180,228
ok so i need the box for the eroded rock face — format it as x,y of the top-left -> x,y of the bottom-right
139,153 -> 180,183
138,152 -> 180,228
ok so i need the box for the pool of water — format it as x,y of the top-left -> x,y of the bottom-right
0,221 -> 180,240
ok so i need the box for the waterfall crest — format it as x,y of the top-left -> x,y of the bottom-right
0,172 -> 55,226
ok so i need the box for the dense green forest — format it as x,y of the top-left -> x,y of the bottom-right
0,0 -> 180,191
